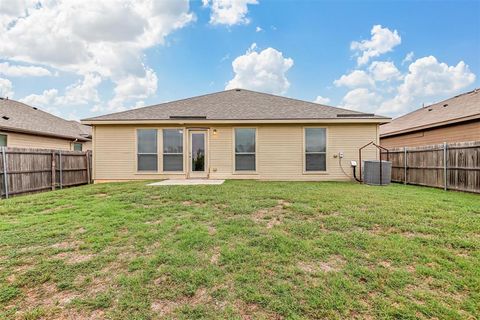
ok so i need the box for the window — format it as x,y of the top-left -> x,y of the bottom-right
0,134 -> 6,147
163,129 -> 183,171
73,142 -> 82,151
235,128 -> 256,171
305,128 -> 326,171
137,129 -> 158,171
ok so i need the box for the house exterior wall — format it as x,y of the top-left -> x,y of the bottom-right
83,141 -> 92,151
92,123 -> 379,182
380,120 -> 480,149
0,130 -> 91,151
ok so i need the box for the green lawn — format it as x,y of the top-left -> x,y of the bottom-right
0,181 -> 479,320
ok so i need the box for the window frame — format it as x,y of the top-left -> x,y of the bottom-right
161,128 -> 185,174
232,127 -> 258,174
0,133 -> 7,147
303,127 -> 328,174
136,128 -> 159,173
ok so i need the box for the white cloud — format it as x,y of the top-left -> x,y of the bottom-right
21,89 -> 59,107
106,68 -> 158,112
0,78 -> 14,98
0,0 -> 194,112
255,26 -> 262,32
20,73 -> 102,108
334,70 -> 374,88
0,0 -> 31,17
225,43 -> 294,94
0,62 -> 52,77
368,61 -> 401,81
342,88 -> 382,113
63,73 -> 102,105
314,96 -> 331,104
203,0 -> 258,26
378,56 -> 476,115
351,25 -> 401,65
402,51 -> 414,65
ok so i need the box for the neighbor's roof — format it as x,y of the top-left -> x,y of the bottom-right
0,98 -> 92,141
380,89 -> 480,137
83,89 -> 390,123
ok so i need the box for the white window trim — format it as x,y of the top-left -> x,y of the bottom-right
303,127 -> 328,174
136,128 -> 159,173
232,127 -> 258,174
162,128 -> 186,174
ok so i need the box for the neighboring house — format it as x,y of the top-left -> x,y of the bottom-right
380,89 -> 480,148
82,89 -> 390,182
0,98 -> 92,151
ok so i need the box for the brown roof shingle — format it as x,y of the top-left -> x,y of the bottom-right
83,89 -> 389,122
380,89 -> 480,137
0,98 -> 91,141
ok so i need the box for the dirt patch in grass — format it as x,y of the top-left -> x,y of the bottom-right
208,225 -> 217,235
235,300 -> 284,320
252,200 -> 291,228
40,205 -> 76,214
58,309 -> 106,320
182,200 -> 205,207
51,240 -> 83,250
73,227 -> 86,235
18,282 -> 78,309
151,299 -> 180,317
210,247 -> 221,265
145,219 -> 163,225
298,255 -> 347,273
55,251 -> 95,264
151,287 -> 211,317
94,193 -> 110,198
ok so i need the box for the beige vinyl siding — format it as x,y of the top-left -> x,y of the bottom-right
83,141 -> 92,150
93,123 -> 379,182
0,131 -> 83,150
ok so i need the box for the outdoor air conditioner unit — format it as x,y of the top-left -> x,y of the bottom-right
363,160 -> 392,186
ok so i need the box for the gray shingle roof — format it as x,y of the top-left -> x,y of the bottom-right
0,98 -> 91,141
380,89 -> 480,137
84,89 -> 389,122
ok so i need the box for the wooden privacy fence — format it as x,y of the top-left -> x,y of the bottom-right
0,147 -> 92,198
381,141 -> 480,194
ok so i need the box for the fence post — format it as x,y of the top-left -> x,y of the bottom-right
86,150 -> 91,184
51,150 -> 56,191
2,147 -> 8,199
404,147 -> 407,185
443,142 -> 448,191
59,151 -> 63,189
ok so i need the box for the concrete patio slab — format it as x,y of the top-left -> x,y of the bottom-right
148,179 -> 225,186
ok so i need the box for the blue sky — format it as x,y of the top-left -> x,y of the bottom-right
0,0 -> 479,120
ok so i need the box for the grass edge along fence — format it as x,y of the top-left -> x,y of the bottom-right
381,141 -> 480,194
0,147 -> 92,198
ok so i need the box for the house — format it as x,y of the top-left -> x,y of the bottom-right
0,98 -> 92,151
82,89 -> 390,182
380,89 -> 480,148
